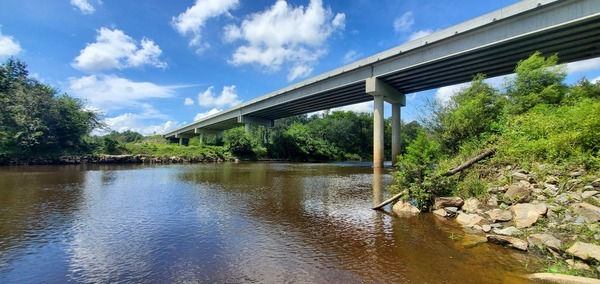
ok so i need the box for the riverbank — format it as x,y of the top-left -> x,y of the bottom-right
0,154 -> 236,166
392,164 -> 600,279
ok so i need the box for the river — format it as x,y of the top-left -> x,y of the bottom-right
0,162 -> 539,283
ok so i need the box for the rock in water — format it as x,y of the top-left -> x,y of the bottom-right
486,235 -> 528,251
433,197 -> 464,209
393,200 -> 420,216
510,203 -> 547,228
432,209 -> 447,217
528,273 -> 600,284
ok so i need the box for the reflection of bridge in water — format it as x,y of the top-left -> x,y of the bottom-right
166,0 -> 600,168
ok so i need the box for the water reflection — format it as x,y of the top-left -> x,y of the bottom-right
0,163 -> 539,283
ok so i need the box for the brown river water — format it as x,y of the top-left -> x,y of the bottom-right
0,162 -> 541,283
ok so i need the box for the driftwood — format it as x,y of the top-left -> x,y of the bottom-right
372,190 -> 406,210
372,148 -> 495,210
441,148 -> 496,177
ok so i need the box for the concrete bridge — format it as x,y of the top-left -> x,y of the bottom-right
165,0 -> 600,168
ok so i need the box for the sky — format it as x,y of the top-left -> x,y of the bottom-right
1,0 -> 600,136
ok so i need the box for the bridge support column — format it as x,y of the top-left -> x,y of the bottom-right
245,123 -> 251,132
373,94 -> 385,168
391,102 -> 402,166
366,77 -> 405,168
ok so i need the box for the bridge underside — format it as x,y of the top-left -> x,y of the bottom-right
165,0 -> 600,167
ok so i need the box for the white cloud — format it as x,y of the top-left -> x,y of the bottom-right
0,31 -> 22,57
71,0 -> 101,15
408,29 -> 434,41
172,0 -> 239,52
592,75 -> 600,83
434,82 -> 470,105
184,97 -> 195,105
332,101 -> 373,113
72,27 -> 166,71
97,113 -> 184,136
343,50 -> 361,64
226,0 -> 345,81
393,12 -> 414,33
567,57 -> 600,74
197,85 -> 241,108
194,108 -> 221,121
68,74 -> 177,110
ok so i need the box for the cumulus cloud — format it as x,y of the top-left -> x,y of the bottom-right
68,74 -> 177,110
97,113 -> 184,136
393,12 -> 414,33
72,27 -> 167,71
71,0 -> 101,15
225,0 -> 345,81
342,50 -> 362,64
593,75 -> 600,83
434,82 -> 470,105
184,97 -> 195,105
332,101 -> 373,113
408,29 -> 434,41
197,85 -> 241,108
0,31 -> 22,57
194,108 -> 221,121
172,0 -> 239,52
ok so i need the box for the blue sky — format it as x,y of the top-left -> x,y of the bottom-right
1,0 -> 599,135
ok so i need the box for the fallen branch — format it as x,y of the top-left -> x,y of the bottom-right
441,148 -> 496,177
372,190 -> 407,210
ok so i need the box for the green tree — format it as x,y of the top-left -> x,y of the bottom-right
223,127 -> 254,157
442,74 -> 504,153
505,52 -> 567,114
0,58 -> 100,161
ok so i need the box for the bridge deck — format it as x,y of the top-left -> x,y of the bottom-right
165,0 -> 600,138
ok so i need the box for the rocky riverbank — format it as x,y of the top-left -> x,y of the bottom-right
2,154 -> 233,166
393,165 -> 600,279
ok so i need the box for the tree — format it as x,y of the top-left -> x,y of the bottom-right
442,74 -> 504,153
222,127 -> 253,157
505,51 -> 567,114
0,58 -> 100,160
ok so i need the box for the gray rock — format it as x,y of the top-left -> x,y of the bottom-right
527,234 -> 563,252
490,223 -> 503,228
545,176 -> 560,184
544,183 -> 559,196
392,201 -> 420,216
493,226 -> 520,236
582,191 -> 599,199
512,172 -> 530,182
567,242 -> 600,262
487,195 -> 499,206
444,207 -> 459,215
572,202 -> 600,223
433,197 -> 464,210
456,213 -> 488,227
569,192 -> 583,202
432,209 -> 447,217
554,193 -> 570,205
528,273 -> 600,284
505,184 -> 531,203
487,209 -> 512,223
584,185 -> 595,191
570,170 -> 586,177
486,235 -> 528,251
463,198 -> 479,213
511,203 -> 547,228
592,178 -> 600,188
